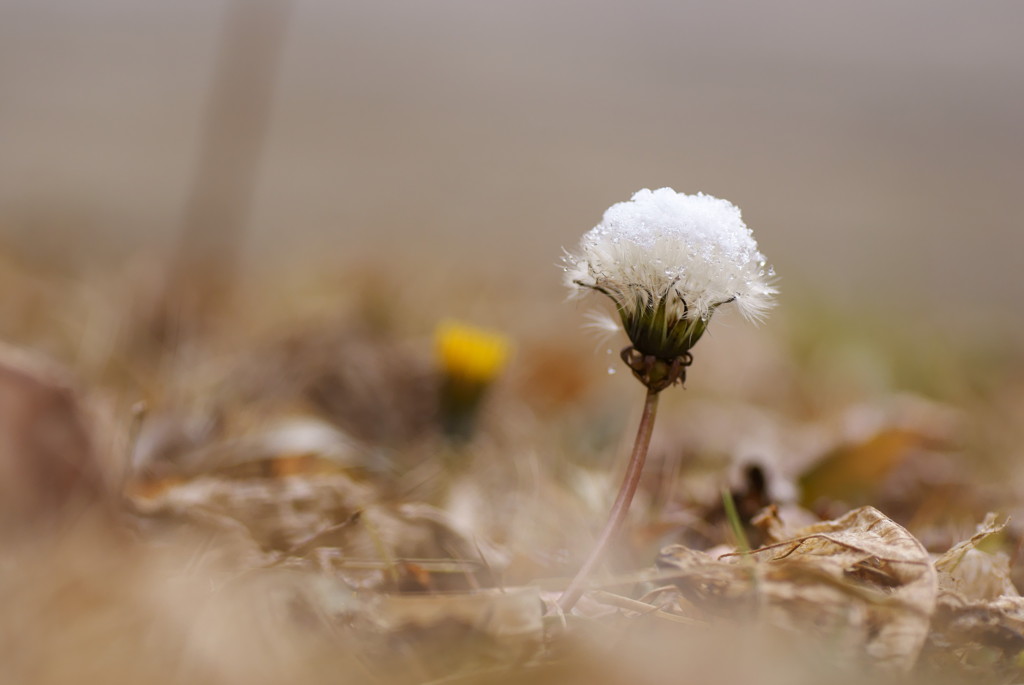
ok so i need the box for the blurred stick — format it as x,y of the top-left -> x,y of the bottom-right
164,0 -> 292,335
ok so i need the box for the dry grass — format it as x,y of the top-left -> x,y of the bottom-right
2,252 -> 1024,685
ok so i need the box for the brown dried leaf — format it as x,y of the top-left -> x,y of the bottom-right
799,428 -> 925,507
749,507 -> 937,669
131,473 -> 374,552
658,506 -> 937,671
132,473 -> 503,591
934,513 -> 1016,601
797,399 -> 960,511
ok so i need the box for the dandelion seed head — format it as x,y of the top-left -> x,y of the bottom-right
563,188 -> 776,359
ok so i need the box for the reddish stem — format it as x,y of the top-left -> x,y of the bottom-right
558,387 -> 660,613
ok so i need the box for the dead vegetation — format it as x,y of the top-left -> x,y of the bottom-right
1,253 -> 1024,685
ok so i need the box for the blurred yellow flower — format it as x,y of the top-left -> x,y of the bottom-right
435,320 -> 511,385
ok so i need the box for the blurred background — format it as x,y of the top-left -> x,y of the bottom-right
1,0 -> 1022,336
3,5 -> 1024,682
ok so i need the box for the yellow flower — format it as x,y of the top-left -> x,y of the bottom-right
435,320 -> 511,385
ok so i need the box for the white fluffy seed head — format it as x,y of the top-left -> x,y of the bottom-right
563,188 -> 776,357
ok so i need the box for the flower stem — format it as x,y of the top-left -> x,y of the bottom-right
558,387 -> 660,613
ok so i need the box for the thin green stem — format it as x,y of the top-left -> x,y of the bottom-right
558,387 -> 660,613
721,487 -> 751,554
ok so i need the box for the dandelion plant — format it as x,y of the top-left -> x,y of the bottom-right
435,320 -> 511,442
558,188 -> 776,612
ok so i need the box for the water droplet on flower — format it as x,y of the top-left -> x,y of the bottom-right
607,367 -> 616,375
768,266 -> 776,277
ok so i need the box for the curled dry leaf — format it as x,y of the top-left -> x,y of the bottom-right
747,507 -> 938,669
919,516 -> 1024,679
934,513 -> 1016,601
657,506 -> 937,671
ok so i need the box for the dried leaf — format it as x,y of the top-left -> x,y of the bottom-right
923,594 -> 1024,679
658,506 -> 937,671
131,473 -> 374,552
752,507 -> 937,669
934,514 -> 1016,601
799,428 -> 924,507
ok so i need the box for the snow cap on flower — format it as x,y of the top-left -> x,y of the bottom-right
563,188 -> 775,360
